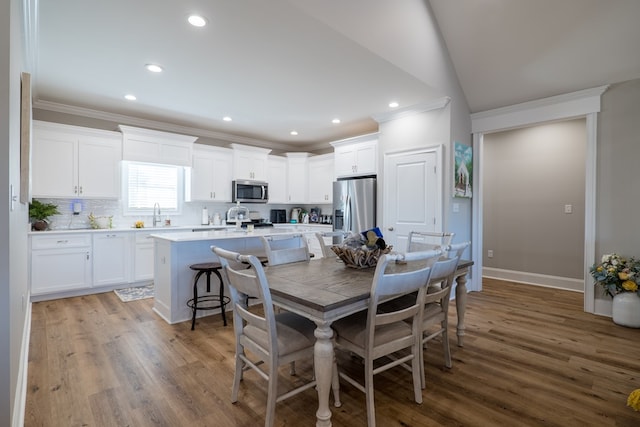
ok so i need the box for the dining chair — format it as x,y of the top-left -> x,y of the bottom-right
416,241 -> 470,389
212,246 -> 340,427
331,249 -> 442,427
406,231 -> 454,253
315,231 -> 350,258
261,234 -> 310,266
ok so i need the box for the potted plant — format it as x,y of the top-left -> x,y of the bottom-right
590,253 -> 640,327
29,199 -> 60,231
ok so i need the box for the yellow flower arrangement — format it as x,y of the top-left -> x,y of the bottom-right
628,389 -> 640,411
590,254 -> 640,298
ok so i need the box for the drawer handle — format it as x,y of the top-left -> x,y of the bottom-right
57,240 -> 69,244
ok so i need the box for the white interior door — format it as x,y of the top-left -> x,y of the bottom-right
384,148 -> 442,251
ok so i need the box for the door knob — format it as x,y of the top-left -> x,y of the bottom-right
387,227 -> 394,231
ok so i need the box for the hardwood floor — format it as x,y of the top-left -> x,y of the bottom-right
25,279 -> 640,426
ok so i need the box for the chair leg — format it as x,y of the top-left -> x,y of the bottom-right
191,270 -> 205,330
231,349 -> 244,403
213,269 -> 228,326
289,361 -> 296,376
442,322 -> 452,369
419,336 -> 427,389
411,341 -> 423,404
265,363 -> 278,427
364,358 -> 377,427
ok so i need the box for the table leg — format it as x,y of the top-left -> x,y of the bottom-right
454,268 -> 469,347
313,321 -> 334,427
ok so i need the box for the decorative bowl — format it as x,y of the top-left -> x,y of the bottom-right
331,245 -> 393,269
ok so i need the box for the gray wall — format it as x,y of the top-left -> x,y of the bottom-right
596,79 -> 640,289
483,119 -> 586,279
2,0 -> 30,424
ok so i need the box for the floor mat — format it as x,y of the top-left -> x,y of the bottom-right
114,284 -> 154,302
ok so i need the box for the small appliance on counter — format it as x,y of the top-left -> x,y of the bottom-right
226,202 -> 250,224
290,207 -> 302,223
270,209 -> 287,224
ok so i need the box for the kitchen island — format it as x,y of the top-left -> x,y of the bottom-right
151,227 -> 305,324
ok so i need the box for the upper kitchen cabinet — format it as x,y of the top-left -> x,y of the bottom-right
231,143 -> 271,181
267,155 -> 287,204
307,153 -> 334,204
32,121 -> 122,199
119,125 -> 197,167
331,135 -> 378,178
286,153 -> 309,204
189,145 -> 233,202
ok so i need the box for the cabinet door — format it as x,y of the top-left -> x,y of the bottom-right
31,234 -> 92,295
334,140 -> 377,178
354,142 -> 377,175
267,156 -> 287,203
234,151 -> 268,180
334,147 -> 356,178
211,151 -> 233,201
190,151 -> 215,201
93,233 -> 131,286
32,129 -> 78,198
78,135 -> 122,198
308,155 -> 334,204
287,157 -> 308,203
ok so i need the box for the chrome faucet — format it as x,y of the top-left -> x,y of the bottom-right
153,203 -> 161,227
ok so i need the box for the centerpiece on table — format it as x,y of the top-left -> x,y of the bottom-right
590,253 -> 640,327
331,228 -> 392,269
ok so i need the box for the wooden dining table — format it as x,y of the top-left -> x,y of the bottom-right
264,256 -> 473,427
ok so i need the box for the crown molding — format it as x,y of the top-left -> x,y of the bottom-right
471,85 -> 609,133
371,97 -> 451,123
32,99 -> 297,152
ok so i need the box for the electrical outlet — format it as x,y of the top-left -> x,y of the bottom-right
564,204 -> 573,214
487,250 -> 494,258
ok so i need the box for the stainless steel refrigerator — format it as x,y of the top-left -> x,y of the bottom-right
333,177 -> 376,236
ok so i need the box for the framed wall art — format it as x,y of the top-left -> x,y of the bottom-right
454,141 -> 472,198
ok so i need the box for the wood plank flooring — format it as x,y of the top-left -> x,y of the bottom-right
25,278 -> 640,426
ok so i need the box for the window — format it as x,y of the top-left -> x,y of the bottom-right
123,161 -> 184,215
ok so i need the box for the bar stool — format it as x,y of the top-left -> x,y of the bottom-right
187,262 -> 230,330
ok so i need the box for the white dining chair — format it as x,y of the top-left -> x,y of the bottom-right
261,234 -> 310,266
406,231 -> 454,253
212,246 -> 340,427
331,249 -> 442,427
315,231 -> 350,258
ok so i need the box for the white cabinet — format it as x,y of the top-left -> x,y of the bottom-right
308,154 -> 334,204
32,121 -> 122,199
332,138 -> 377,178
232,143 -> 271,181
267,155 -> 287,203
134,231 -> 155,281
286,153 -> 309,204
190,145 -> 233,202
93,232 -> 131,286
31,234 -> 92,295
119,125 -> 197,167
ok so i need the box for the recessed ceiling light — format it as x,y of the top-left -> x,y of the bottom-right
188,15 -> 207,27
332,118 -> 341,124
290,131 -> 298,136
145,64 -> 163,73
124,94 -> 137,101
223,116 -> 232,122
389,101 -> 399,108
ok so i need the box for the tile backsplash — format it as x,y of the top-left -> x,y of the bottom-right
36,198 -> 331,230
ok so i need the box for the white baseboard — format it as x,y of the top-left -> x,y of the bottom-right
13,299 -> 31,427
483,267 -> 584,292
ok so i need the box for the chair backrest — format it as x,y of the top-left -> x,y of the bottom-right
365,249 -> 442,348
406,231 -> 454,253
315,231 -> 350,258
213,246 -> 278,360
425,241 -> 471,305
261,234 -> 310,266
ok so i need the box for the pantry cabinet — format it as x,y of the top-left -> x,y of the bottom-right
31,233 -> 92,295
190,145 -> 233,202
332,137 -> 377,178
232,143 -> 271,181
307,154 -> 334,204
32,121 -> 122,199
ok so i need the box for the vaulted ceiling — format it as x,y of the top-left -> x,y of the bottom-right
31,0 -> 640,149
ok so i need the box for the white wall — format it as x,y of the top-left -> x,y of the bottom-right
2,0 -> 31,425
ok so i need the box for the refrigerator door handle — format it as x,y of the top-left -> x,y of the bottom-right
345,194 -> 352,232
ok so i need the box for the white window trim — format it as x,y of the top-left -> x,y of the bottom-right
121,161 -> 185,216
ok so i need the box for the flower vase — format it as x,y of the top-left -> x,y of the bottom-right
612,292 -> 640,328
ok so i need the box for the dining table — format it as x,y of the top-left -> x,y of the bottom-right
264,256 -> 474,427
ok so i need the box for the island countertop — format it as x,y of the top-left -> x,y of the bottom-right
149,225 -> 324,242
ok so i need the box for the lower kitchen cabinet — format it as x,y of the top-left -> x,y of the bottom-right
134,231 -> 156,281
31,234 -> 92,295
93,232 -> 131,286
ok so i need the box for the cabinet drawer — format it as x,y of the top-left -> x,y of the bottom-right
31,234 -> 91,250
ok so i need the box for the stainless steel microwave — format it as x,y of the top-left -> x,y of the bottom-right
232,180 -> 269,203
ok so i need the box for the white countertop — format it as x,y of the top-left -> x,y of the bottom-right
150,226 -> 322,242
